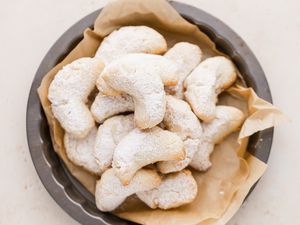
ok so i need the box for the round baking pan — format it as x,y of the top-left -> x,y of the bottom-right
26,1 -> 274,224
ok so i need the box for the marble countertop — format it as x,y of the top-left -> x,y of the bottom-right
0,0 -> 299,224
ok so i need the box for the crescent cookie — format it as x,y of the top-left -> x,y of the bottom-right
48,57 -> 104,138
97,53 -> 179,96
101,54 -> 180,128
112,126 -> 185,185
93,54 -> 180,123
95,26 -> 167,65
137,170 -> 198,209
95,26 -> 167,95
64,126 -> 102,175
157,139 -> 199,174
94,114 -> 135,172
95,168 -> 161,212
184,56 -> 237,122
51,101 -> 95,138
164,42 -> 202,99
157,96 -> 202,173
190,106 -> 245,171
162,95 -> 202,140
91,93 -> 134,123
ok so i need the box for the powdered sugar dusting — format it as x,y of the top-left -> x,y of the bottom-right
184,56 -> 237,122
184,66 -> 217,122
163,95 -> 202,140
190,106 -> 244,171
95,168 -> 161,212
49,57 -> 103,105
91,93 -> 134,123
199,56 -> 237,93
189,139 -> 214,171
137,170 -> 197,209
97,53 -> 180,96
102,54 -> 181,129
64,126 -> 102,174
52,101 -> 95,138
157,139 -> 199,173
165,42 -> 202,98
94,114 -> 135,171
95,26 -> 167,65
95,26 -> 168,95
112,126 -> 184,185
48,57 -> 103,138
157,96 -> 203,173
202,106 -> 245,144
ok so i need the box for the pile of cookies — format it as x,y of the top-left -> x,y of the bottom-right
48,26 -> 245,212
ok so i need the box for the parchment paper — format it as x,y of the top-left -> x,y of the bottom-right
37,0 -> 285,224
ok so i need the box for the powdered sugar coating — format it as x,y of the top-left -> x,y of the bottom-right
97,53 -> 180,96
48,57 -> 104,138
97,76 -> 119,96
190,106 -> 245,171
112,127 -> 185,185
48,58 -> 103,104
137,170 -> 197,209
52,101 -> 95,138
157,96 -> 202,173
94,114 -> 135,172
200,56 -> 237,94
164,42 -> 202,98
203,106 -> 245,144
95,168 -> 161,212
157,139 -> 199,174
184,56 -> 237,122
102,54 -> 180,128
64,126 -> 102,175
163,95 -> 202,140
91,93 -> 134,123
95,26 -> 167,95
189,140 -> 214,171
95,26 -> 167,65
184,67 -> 217,122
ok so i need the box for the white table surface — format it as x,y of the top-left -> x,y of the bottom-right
0,0 -> 299,224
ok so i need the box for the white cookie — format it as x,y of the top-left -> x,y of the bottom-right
91,93 -> 134,123
184,66 -> 217,122
184,56 -> 237,122
52,101 -> 95,138
97,53 -> 179,96
94,54 -> 180,125
157,96 -> 202,173
202,106 -> 245,144
95,26 -> 167,65
157,139 -> 199,174
64,126 -> 102,175
190,106 -> 245,171
48,57 -> 104,138
95,26 -> 167,95
112,126 -> 185,185
137,170 -> 198,209
101,54 -> 180,128
94,114 -> 135,172
162,95 -> 202,140
164,42 -> 202,98
200,56 -> 237,94
95,168 -> 161,212
189,140 -> 214,171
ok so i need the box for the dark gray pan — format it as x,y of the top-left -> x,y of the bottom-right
26,1 -> 273,224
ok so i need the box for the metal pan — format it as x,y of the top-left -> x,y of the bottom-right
26,2 -> 273,224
